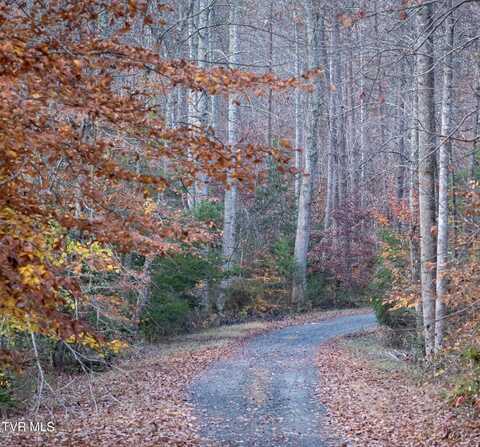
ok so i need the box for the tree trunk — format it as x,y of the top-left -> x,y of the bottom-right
324,18 -> 339,230
397,64 -> 407,207
348,26 -> 359,200
194,0 -> 210,204
291,3 -> 323,308
409,63 -> 423,348
267,0 -> 274,148
416,2 -> 437,358
435,1 -> 454,352
472,42 -> 480,179
409,72 -> 421,284
294,17 -> 304,200
359,23 -> 367,211
209,4 -> 221,140
220,1 -> 241,312
187,0 -> 199,209
337,52 -> 347,208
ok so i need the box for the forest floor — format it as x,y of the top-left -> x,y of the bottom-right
316,329 -> 480,446
2,308 -> 368,447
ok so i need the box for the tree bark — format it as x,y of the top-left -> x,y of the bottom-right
324,18 -> 339,230
416,2 -> 437,358
291,2 -> 323,308
294,17 -> 304,201
187,0 -> 199,209
435,1 -> 454,352
409,72 -> 421,284
222,0 -> 240,273
359,22 -> 367,211
472,42 -> 480,179
209,4 -> 221,140
266,0 -> 274,148
409,61 -> 423,348
194,0 -> 210,204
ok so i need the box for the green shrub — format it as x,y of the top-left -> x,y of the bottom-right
306,272 -> 330,307
370,262 -> 393,295
464,345 -> 480,365
192,200 -> 222,224
272,238 -> 295,280
369,254 -> 417,347
450,376 -> 480,406
150,253 -> 220,299
141,296 -> 192,340
446,345 -> 480,407
140,253 -> 221,338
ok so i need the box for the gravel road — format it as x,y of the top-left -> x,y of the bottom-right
189,313 -> 377,446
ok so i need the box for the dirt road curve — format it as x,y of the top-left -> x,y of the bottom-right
190,313 -> 376,446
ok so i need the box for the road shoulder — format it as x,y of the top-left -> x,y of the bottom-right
315,329 -> 480,446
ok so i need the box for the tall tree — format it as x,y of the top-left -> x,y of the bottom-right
324,16 -> 339,231
194,0 -> 211,203
187,0 -> 199,209
294,14 -> 304,200
222,1 -> 241,278
292,1 -> 323,307
416,2 -> 437,357
410,68 -> 423,338
435,0 -> 455,352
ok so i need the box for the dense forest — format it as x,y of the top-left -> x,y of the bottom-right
1,0 -> 480,445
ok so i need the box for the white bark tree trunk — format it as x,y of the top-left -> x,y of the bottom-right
397,65 -> 407,207
222,0 -> 240,273
409,73 -> 421,283
435,1 -> 454,352
324,18 -> 339,231
209,4 -> 221,140
472,43 -> 480,178
416,2 -> 437,358
359,23 -> 367,211
409,63 -> 423,343
294,18 -> 304,201
187,0 -> 199,209
194,0 -> 210,203
347,26 -> 359,200
291,2 -> 323,308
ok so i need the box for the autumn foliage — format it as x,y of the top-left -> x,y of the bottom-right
310,203 -> 377,292
0,1 -> 308,363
